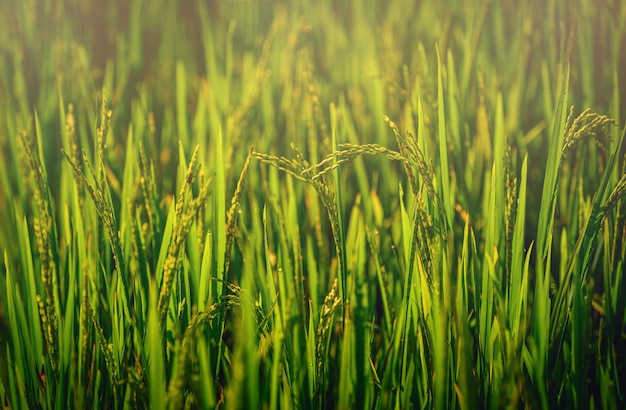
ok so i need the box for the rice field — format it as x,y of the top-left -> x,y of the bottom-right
1,0 -> 625,408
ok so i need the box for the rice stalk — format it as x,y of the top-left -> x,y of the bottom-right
223,147 -> 254,279
19,131 -> 59,374
60,146 -> 127,291
164,291 -> 236,409
157,145 -> 203,325
314,279 -> 341,402
254,144 -> 345,301
87,298 -> 119,399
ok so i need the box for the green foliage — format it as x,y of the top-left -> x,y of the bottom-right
1,0 -> 625,408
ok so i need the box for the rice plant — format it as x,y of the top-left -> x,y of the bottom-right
1,0 -> 625,408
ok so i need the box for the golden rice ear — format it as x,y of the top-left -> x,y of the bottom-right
561,107 -> 615,159
19,130 -> 60,374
